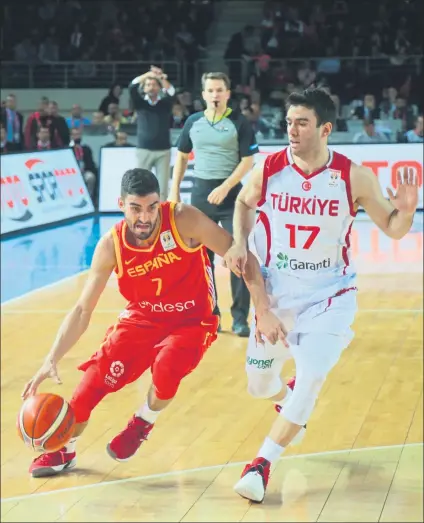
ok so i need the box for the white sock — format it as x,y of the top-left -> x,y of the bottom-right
64,437 -> 77,453
273,384 -> 293,408
257,437 -> 285,463
136,402 -> 161,424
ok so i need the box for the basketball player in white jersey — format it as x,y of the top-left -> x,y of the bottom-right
223,87 -> 419,503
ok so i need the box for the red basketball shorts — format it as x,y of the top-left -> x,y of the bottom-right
70,315 -> 219,423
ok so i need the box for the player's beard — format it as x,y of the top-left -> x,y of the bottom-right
130,216 -> 158,241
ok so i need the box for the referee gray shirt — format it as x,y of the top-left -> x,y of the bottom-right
177,109 -> 259,180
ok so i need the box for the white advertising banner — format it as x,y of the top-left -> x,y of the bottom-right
1,149 -> 95,234
98,144 -> 423,212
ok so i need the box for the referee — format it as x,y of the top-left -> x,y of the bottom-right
169,72 -> 258,337
129,66 -> 175,200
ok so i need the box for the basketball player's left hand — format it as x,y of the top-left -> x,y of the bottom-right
207,184 -> 229,205
387,167 -> 419,214
256,310 -> 289,347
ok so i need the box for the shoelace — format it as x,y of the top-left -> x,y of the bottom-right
33,449 -> 67,464
124,419 -> 151,446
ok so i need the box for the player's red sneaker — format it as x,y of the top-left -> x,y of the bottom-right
29,448 -> 76,478
234,457 -> 270,503
106,415 -> 154,462
274,376 -> 296,414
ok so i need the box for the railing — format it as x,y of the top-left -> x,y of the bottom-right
1,55 -> 422,89
0,61 -> 183,89
193,55 -> 424,89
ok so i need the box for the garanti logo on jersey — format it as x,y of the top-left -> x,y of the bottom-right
277,252 -> 331,271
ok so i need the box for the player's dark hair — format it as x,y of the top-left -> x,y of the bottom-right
286,87 -> 336,127
121,169 -> 160,198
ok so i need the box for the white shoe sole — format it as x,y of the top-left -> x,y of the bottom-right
234,472 -> 265,503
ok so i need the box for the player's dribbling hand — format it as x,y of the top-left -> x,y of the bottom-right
223,243 -> 248,277
256,310 -> 289,347
21,360 -> 62,400
387,167 -> 419,214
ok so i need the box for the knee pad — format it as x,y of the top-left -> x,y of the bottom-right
246,370 -> 283,399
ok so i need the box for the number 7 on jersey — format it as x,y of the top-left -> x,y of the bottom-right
285,224 -> 320,249
152,278 -> 162,296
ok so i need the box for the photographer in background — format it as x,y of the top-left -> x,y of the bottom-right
129,66 -> 175,200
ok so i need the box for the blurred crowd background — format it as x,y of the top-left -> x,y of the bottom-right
1,0 -> 422,160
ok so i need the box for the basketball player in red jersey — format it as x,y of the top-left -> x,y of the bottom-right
22,168 -> 282,478
224,88 -> 419,502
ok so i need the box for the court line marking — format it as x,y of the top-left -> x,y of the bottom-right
2,309 -> 423,314
1,442 -> 422,503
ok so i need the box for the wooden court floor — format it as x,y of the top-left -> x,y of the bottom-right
1,221 -> 423,522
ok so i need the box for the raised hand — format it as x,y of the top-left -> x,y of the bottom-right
387,166 -> 419,214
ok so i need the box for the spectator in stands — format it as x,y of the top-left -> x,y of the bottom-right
66,105 -> 91,129
379,87 -> 398,119
33,126 -> 56,150
225,25 -> 259,85
103,131 -> 135,147
170,103 -> 187,129
24,97 -> 53,150
353,117 -> 389,143
91,112 -> 105,126
103,103 -> 129,131
176,89 -> 194,117
47,101 -> 70,147
69,127 -> 97,201
98,84 -> 122,116
297,61 -> 317,88
129,65 -> 175,200
38,36 -> 59,63
0,123 -> 20,154
1,94 -> 24,151
393,96 -> 416,130
353,94 -> 381,120
405,115 -> 423,143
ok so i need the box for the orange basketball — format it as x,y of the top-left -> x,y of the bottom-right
17,393 -> 75,452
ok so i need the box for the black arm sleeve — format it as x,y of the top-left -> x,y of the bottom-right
234,114 -> 259,158
176,115 -> 196,153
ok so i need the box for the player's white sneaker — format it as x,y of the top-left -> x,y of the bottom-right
234,457 -> 270,503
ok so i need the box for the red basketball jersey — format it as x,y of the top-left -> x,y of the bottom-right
111,202 -> 216,321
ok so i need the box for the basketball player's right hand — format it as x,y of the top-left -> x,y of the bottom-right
21,360 -> 62,400
223,243 -> 248,277
256,310 -> 289,347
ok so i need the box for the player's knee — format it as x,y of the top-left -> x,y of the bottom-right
70,370 -> 108,423
152,373 -> 180,400
152,362 -> 183,401
247,371 -> 282,399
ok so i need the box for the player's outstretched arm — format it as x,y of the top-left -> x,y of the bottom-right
175,204 -> 288,346
353,164 -> 418,239
223,164 -> 264,274
21,234 -> 116,399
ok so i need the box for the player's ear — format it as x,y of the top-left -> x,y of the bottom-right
321,122 -> 332,138
118,197 -> 125,211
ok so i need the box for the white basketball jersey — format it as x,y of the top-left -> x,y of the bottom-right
253,147 -> 357,306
